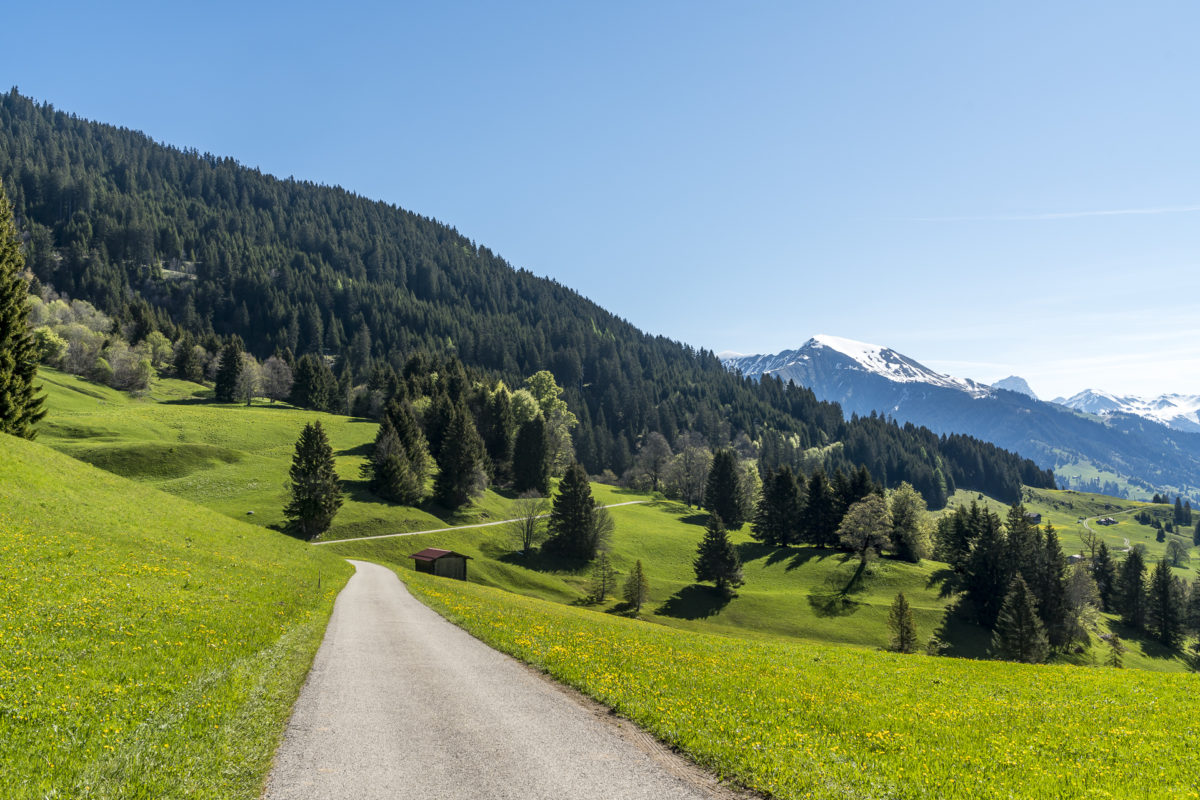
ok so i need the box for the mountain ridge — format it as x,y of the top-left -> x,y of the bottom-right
725,338 -> 1200,500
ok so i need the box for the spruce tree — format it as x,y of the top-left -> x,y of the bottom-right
511,416 -> 550,494
387,399 -> 432,486
284,421 -> 343,540
623,559 -> 650,612
433,403 -> 487,510
544,463 -> 597,560
361,417 -> 423,505
1105,633 -> 1125,668
289,353 -> 337,411
1146,559 -> 1186,648
589,551 -> 617,602
1117,548 -> 1148,630
1092,541 -> 1118,612
991,574 -> 1050,664
703,448 -> 745,529
965,508 -> 1010,628
0,180 -> 45,439
751,466 -> 802,547
1186,580 -> 1200,639
214,339 -> 243,403
888,592 -> 918,654
694,513 -> 744,595
800,469 -> 839,547
1039,524 -> 1070,650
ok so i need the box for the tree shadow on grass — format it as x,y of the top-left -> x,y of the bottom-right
679,513 -> 710,527
926,567 -> 961,599
496,549 -> 592,576
655,584 -> 733,620
806,558 -> 868,617
336,441 -> 372,457
928,600 -> 992,659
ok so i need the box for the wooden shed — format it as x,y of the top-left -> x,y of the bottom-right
410,547 -> 470,580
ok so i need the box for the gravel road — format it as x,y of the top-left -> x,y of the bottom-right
262,560 -> 740,800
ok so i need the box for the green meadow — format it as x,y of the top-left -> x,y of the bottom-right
36,368 -> 525,540
0,432 -> 354,798
403,569 -> 1200,800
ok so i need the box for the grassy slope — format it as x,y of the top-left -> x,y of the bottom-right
0,432 -> 353,799
36,368 -> 523,540
402,569 -> 1200,800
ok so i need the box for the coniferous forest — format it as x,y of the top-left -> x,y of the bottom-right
0,89 -> 1053,505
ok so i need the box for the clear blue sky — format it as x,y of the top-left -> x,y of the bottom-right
6,1 -> 1200,399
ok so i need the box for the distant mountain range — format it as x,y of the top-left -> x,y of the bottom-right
1055,390 -> 1200,434
723,336 -> 1200,500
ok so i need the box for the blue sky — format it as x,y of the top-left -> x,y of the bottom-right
5,1 -> 1200,399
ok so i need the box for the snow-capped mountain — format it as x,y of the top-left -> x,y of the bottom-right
1054,390 -> 1200,434
992,376 -> 1038,400
723,336 -> 1200,500
725,334 -> 991,398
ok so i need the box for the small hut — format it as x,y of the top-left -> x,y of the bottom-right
409,547 -> 470,580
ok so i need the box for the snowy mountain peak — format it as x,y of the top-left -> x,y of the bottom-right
806,334 -> 988,394
1056,390 -> 1200,433
723,335 -> 990,397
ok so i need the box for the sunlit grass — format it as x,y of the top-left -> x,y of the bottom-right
0,433 -> 353,798
403,569 -> 1200,800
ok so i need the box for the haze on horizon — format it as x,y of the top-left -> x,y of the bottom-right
4,1 -> 1199,400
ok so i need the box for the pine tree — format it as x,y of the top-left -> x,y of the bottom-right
1117,548 -> 1148,630
289,353 -> 337,411
694,513 -> 744,594
965,508 -> 1011,629
284,421 -> 343,540
481,385 -> 515,478
361,417 -> 423,504
1187,580 -> 1200,639
0,180 -> 45,438
888,592 -> 918,653
1105,633 -> 1125,668
214,338 -> 243,402
801,469 -> 839,547
589,551 -> 617,602
511,416 -> 550,494
1039,524 -> 1070,650
703,448 -> 745,528
623,559 -> 650,612
543,463 -> 598,560
991,574 -> 1050,664
433,403 -> 487,510
388,399 -> 432,484
751,466 -> 802,547
1092,541 -> 1118,612
1146,559 -> 1186,648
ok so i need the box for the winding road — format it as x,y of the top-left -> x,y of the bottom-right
1080,507 -> 1138,553
263,560 -> 740,800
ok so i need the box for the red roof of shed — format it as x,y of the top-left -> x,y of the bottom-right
410,547 -> 470,562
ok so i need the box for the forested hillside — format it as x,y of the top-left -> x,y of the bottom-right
0,89 -> 1052,505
